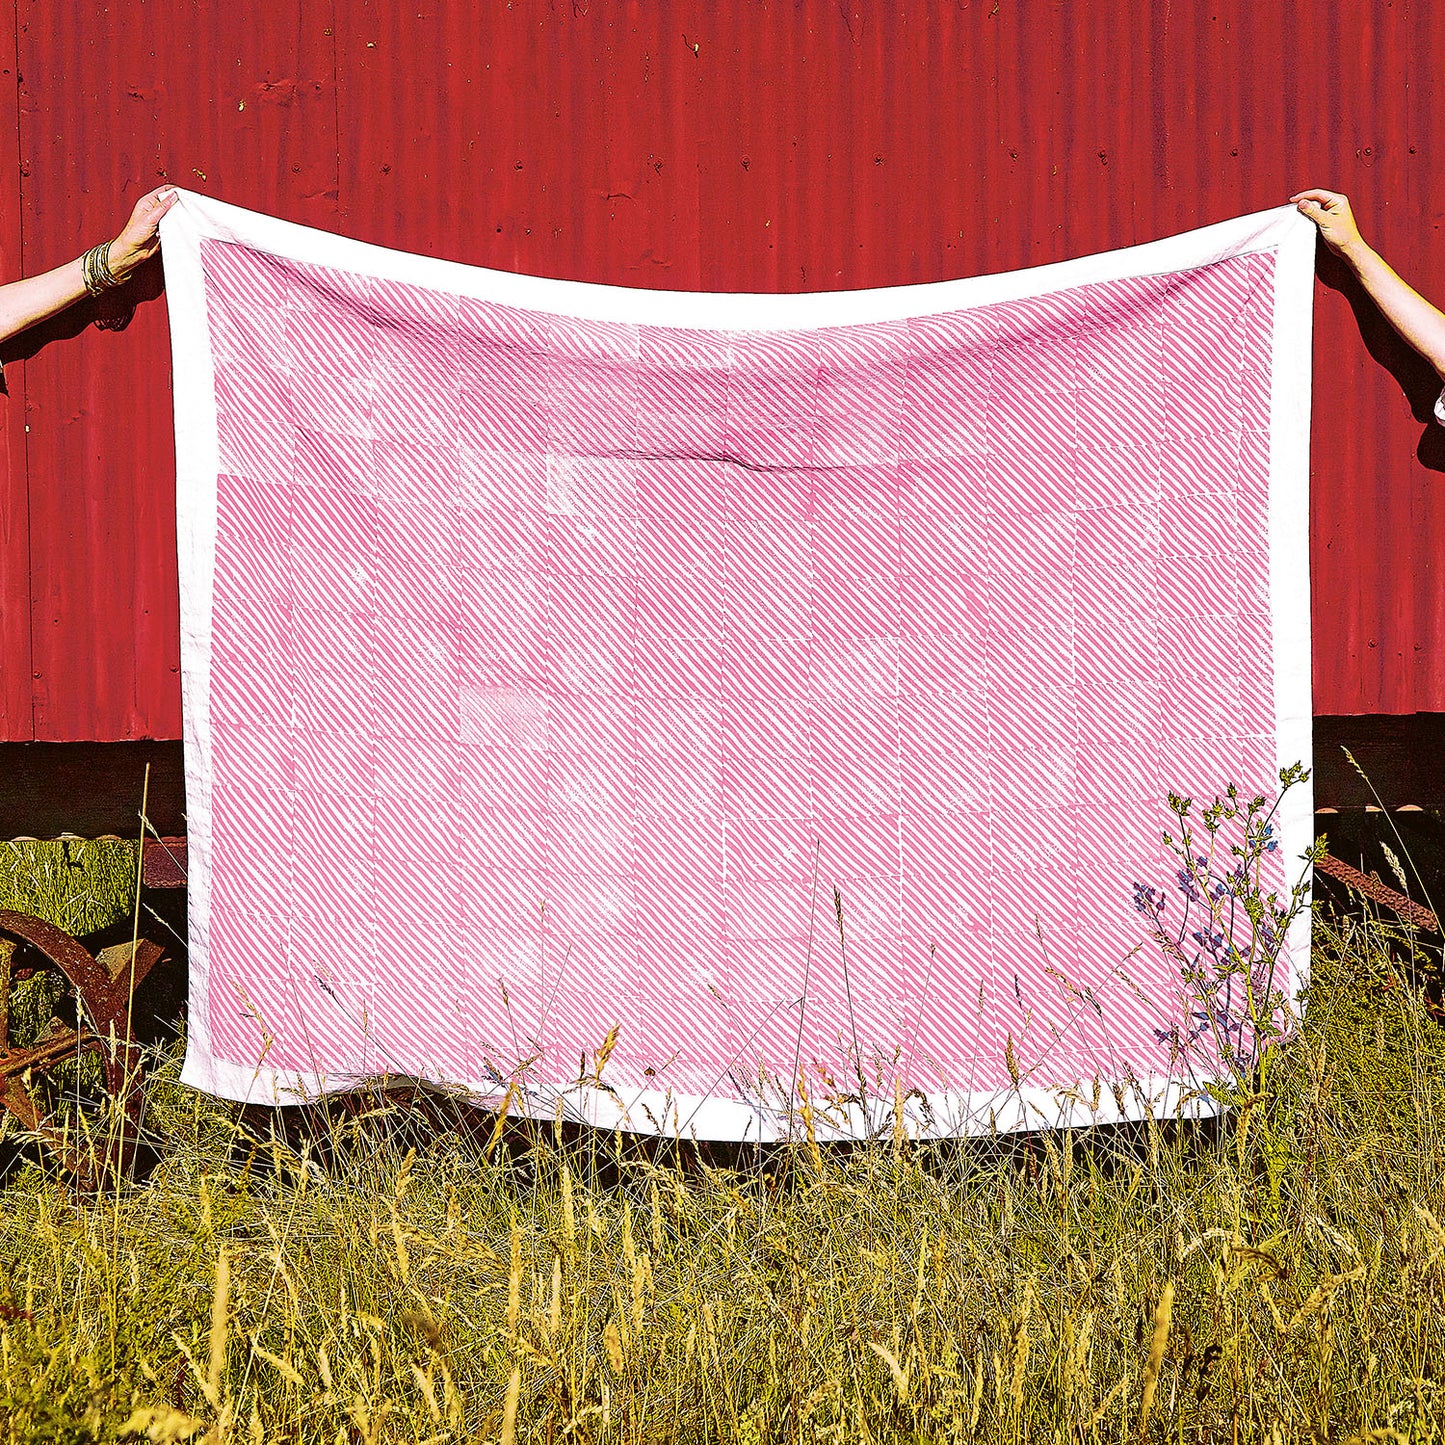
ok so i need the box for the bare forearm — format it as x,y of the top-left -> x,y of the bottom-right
0,255 -> 96,342
1337,240 -> 1445,378
0,187 -> 177,347
0,255 -> 93,344
0,247 -> 147,342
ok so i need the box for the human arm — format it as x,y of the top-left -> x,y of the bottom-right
0,186 -> 177,345
1291,187 -> 1445,379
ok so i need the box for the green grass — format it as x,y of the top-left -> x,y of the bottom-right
0,900 -> 1443,1443
0,838 -> 138,935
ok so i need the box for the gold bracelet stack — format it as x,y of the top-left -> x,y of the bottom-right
81,241 -> 121,295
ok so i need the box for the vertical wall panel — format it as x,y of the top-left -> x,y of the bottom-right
0,2 -> 29,738
4,0 -> 1445,737
14,0 -> 337,740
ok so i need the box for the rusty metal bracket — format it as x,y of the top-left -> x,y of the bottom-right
1316,852 -> 1439,934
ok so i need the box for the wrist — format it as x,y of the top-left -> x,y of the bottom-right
1336,235 -> 1373,271
106,238 -> 140,283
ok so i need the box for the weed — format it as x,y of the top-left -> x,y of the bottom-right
1,802 -> 1443,1440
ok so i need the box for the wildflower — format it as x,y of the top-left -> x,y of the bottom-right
1132,882 -> 1165,915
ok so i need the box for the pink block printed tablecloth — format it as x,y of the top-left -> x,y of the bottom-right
163,193 -> 1314,1138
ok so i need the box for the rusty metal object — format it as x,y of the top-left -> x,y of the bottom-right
1316,852 -> 1439,934
142,836 -> 187,890
0,909 -> 164,1188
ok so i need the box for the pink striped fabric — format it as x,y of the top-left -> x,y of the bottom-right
169,196 -> 1312,1138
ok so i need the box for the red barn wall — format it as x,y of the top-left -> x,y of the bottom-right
1,0 -> 1441,741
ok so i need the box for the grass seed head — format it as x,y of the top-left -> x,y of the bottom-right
1136,1280 -> 1174,1433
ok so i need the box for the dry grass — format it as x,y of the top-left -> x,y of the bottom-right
0,900 -> 1443,1443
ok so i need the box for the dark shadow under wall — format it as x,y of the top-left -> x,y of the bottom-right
0,718 -> 1442,822
2,721 -> 1444,921
0,741 -> 186,838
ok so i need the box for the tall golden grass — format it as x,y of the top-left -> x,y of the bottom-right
1,899 -> 1443,1442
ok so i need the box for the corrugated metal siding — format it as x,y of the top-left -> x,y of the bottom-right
2,0 -> 1442,739
0,0 -> 28,738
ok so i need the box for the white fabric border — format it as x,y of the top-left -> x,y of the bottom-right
1266,218 -> 1316,1005
162,196 -> 223,1107
162,191 -> 1315,1136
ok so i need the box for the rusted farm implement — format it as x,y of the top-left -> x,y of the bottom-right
0,838 -> 185,1189
0,837 -> 1434,1187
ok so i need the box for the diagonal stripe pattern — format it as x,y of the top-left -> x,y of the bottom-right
185,215 -> 1301,1135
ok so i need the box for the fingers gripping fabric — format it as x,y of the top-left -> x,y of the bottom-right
163,194 -> 1314,1138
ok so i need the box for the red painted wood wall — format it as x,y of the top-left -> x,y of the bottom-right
1,0 -> 1441,741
